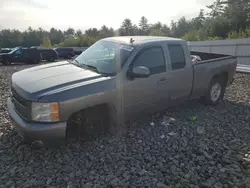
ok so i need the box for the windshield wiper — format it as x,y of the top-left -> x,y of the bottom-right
71,60 -> 112,76
71,60 -> 97,72
70,59 -> 80,67
73,59 -> 79,64
71,60 -> 99,73
81,64 -> 100,73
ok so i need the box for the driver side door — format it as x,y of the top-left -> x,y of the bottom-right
12,49 -> 23,62
122,45 -> 170,120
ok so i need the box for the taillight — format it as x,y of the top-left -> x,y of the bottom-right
234,61 -> 237,71
229,61 -> 237,71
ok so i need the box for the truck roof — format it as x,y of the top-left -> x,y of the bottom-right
102,36 -> 184,46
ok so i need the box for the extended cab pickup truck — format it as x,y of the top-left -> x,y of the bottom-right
7,36 -> 237,147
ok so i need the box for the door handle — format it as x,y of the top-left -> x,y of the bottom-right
157,78 -> 168,84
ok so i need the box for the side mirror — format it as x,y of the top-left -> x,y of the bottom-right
128,66 -> 150,79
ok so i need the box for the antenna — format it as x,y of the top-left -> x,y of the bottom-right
130,38 -> 135,44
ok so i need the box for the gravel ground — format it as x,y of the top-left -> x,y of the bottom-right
0,65 -> 250,188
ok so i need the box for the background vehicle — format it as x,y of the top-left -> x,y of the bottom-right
7,36 -> 237,147
0,47 -> 41,65
0,48 -> 12,53
37,48 -> 59,62
54,47 -> 75,59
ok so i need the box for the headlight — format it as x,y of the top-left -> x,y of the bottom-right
31,102 -> 59,122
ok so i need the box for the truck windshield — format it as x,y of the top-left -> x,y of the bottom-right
8,48 -> 19,54
73,41 -> 134,76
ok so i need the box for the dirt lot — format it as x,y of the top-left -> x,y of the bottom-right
0,64 -> 250,188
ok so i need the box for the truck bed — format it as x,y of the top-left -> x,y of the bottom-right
190,51 -> 231,62
190,51 -> 237,100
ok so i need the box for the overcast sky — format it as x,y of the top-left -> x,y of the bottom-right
0,0 -> 214,31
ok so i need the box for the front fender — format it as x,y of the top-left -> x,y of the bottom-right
58,89 -> 120,122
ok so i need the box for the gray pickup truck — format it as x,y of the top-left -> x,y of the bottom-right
7,36 -> 237,147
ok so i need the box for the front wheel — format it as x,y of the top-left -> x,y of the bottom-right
203,77 -> 226,105
66,106 -> 110,142
2,59 -> 12,65
31,59 -> 40,64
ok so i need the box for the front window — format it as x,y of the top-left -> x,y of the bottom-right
132,47 -> 166,75
8,48 -> 20,54
73,41 -> 134,76
14,50 -> 22,55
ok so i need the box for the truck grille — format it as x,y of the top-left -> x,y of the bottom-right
11,87 -> 31,120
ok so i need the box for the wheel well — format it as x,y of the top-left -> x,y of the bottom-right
201,72 -> 228,104
212,72 -> 228,85
66,103 -> 110,139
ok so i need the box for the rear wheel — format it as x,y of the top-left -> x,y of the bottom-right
203,77 -> 226,105
48,57 -> 55,62
32,59 -> 40,64
64,53 -> 73,59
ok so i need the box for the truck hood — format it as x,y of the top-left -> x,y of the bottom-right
12,61 -> 111,101
0,53 -> 8,56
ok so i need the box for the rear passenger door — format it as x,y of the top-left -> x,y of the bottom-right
55,49 -> 62,57
123,45 -> 170,119
166,43 -> 193,102
40,50 -> 48,60
12,49 -> 23,62
22,49 -> 31,62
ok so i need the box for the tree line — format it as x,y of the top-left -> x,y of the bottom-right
0,0 -> 249,48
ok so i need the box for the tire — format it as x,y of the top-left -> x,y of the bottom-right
66,54 -> 72,59
27,59 -> 36,64
203,77 -> 226,105
66,106 -> 109,142
48,57 -> 54,62
2,59 -> 12,65
33,59 -> 40,64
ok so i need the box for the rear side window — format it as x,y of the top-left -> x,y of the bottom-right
132,47 -> 166,75
40,49 -> 46,53
63,48 -> 70,52
24,49 -> 37,56
46,49 -> 53,54
23,49 -> 29,55
66,48 -> 74,53
50,50 -> 55,54
168,44 -> 186,70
